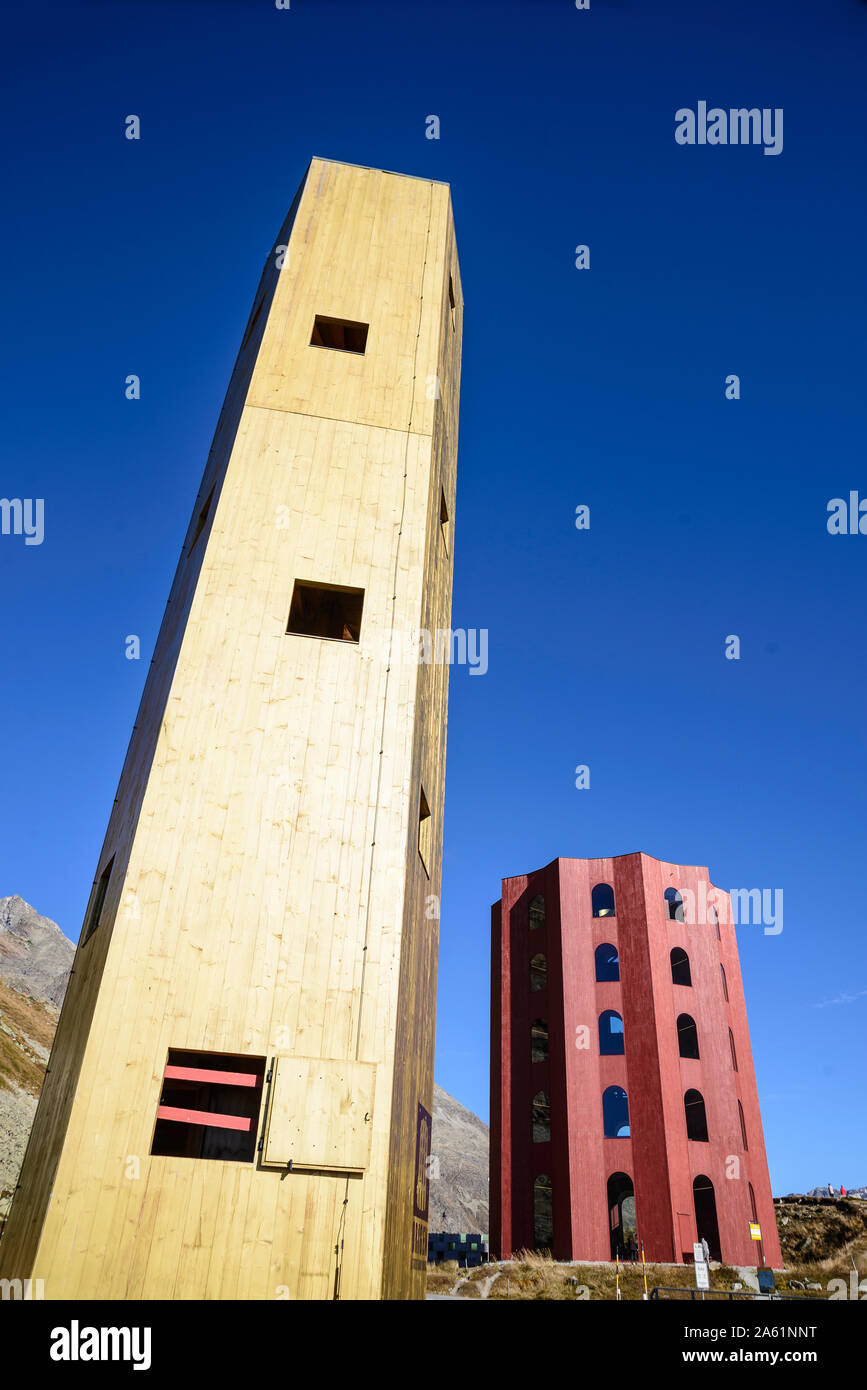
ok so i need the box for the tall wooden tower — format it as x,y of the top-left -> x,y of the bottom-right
0,158 -> 462,1300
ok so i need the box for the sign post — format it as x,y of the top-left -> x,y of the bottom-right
749,1220 -> 764,1267
693,1242 -> 709,1300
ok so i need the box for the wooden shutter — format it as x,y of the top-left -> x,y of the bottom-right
261,1058 -> 376,1172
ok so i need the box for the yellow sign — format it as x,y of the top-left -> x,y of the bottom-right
749,1222 -> 762,1240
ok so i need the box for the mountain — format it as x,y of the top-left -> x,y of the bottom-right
0,895 -> 74,1009
0,896 -> 74,1224
430,1082 -> 489,1233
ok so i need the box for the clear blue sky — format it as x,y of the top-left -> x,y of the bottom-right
1,0 -> 865,1196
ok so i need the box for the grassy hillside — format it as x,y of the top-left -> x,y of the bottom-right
0,977 -> 56,1096
775,1196 -> 867,1290
0,977 -> 58,1229
428,1199 -> 867,1300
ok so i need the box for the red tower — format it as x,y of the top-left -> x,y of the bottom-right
490,853 -> 782,1268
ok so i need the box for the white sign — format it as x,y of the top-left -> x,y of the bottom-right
695,1261 -> 710,1291
693,1242 -> 704,1264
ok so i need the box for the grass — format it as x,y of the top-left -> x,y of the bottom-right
428,1201 -> 867,1301
774,1198 -> 867,1296
0,978 -> 55,1096
429,1249 -> 747,1301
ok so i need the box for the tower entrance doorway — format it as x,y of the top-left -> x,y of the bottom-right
693,1175 -> 722,1261
607,1172 -> 637,1260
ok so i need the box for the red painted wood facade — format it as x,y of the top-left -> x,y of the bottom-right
490,853 -> 782,1268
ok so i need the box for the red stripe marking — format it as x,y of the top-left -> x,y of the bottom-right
157,1105 -> 252,1131
164,1065 -> 259,1088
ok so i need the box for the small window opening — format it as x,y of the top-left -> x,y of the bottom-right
729,1028 -> 738,1071
418,786 -> 431,874
188,485 -> 215,556
151,1049 -> 265,1163
287,580 -> 364,642
603,1085 -> 631,1138
595,943 -> 620,982
82,855 -> 115,945
528,894 -> 545,931
739,1101 -> 749,1150
720,963 -> 729,1002
684,1088 -> 709,1142
677,1013 -> 700,1059
531,1018 -> 548,1063
439,488 -> 450,554
448,274 -> 456,332
533,1174 -> 553,1251
670,947 -> 692,986
532,1091 -> 550,1143
665,887 -> 684,922
592,882 -> 616,917
599,1009 -> 625,1056
530,953 -> 547,992
310,315 -> 369,354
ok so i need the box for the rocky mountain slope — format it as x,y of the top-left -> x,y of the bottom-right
429,1082 -> 489,1233
0,897 -> 74,1223
0,896 -> 74,1009
774,1195 -> 867,1286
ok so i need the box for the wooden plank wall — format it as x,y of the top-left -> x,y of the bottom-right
0,176 -> 306,1288
381,201 -> 463,1296
0,159 -> 461,1301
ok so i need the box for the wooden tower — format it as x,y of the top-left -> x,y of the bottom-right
0,158 -> 462,1300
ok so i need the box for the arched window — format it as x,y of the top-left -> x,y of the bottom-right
729,1028 -> 738,1071
693,1174 -> 721,1261
670,947 -> 692,986
710,905 -> 720,940
530,953 -> 547,992
677,1013 -> 700,1059
739,1100 -> 749,1150
533,1174 -> 553,1251
531,1018 -> 548,1063
595,942 -> 620,982
665,887 -> 684,922
529,894 -> 545,931
592,882 -> 616,918
684,1088 -> 709,1142
532,1090 -> 550,1143
603,1086 -> 630,1137
599,1009 -> 625,1055
720,963 -> 729,1002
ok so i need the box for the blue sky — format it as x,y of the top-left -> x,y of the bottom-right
1,0 -> 865,1195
